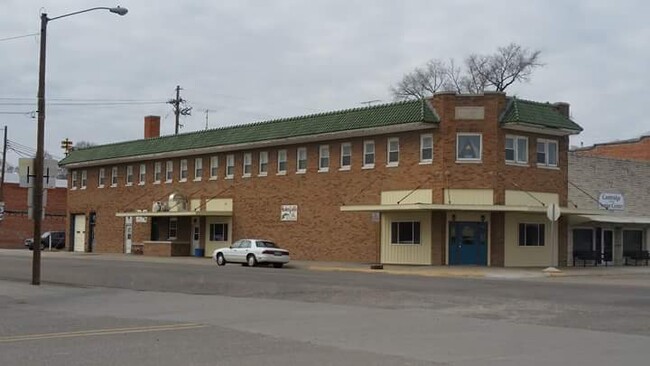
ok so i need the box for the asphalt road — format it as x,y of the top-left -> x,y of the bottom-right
1,252 -> 650,365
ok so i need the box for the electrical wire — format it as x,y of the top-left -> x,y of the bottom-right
0,33 -> 39,43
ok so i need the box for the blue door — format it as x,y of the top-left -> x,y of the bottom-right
449,222 -> 488,265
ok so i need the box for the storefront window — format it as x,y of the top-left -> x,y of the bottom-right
390,221 -> 421,244
210,223 -> 229,241
623,230 -> 643,256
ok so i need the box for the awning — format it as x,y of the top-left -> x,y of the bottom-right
116,211 -> 232,218
572,215 -> 650,225
341,203 -> 603,215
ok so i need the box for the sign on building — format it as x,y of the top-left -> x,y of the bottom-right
598,192 -> 625,211
135,210 -> 148,223
18,158 -> 59,189
281,205 -> 298,221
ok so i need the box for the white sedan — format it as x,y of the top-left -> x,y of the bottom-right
212,239 -> 290,268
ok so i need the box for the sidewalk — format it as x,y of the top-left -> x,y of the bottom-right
2,248 -> 650,280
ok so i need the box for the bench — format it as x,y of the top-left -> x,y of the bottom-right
625,251 -> 650,266
573,250 -> 607,267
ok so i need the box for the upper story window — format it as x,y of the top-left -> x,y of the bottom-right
340,143 -> 351,170
126,165 -> 134,186
259,151 -> 268,176
457,133 -> 482,162
154,162 -> 162,183
537,139 -> 558,167
139,164 -> 146,185
363,140 -> 375,168
80,170 -> 87,189
420,134 -> 433,163
243,152 -> 252,177
179,159 -> 188,182
277,149 -> 287,175
165,160 -> 173,183
505,135 -> 528,164
226,154 -> 235,179
210,156 -> 218,180
111,166 -> 118,186
387,137 -> 399,167
98,168 -> 105,187
194,158 -> 203,181
296,147 -> 307,173
319,145 -> 330,172
70,171 -> 78,189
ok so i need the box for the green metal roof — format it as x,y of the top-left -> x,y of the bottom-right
500,97 -> 583,132
60,99 -> 439,166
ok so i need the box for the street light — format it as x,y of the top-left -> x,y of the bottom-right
32,6 -> 128,286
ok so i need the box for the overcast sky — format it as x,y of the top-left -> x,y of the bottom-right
1,0 -> 649,165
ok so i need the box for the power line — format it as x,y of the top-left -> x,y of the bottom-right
0,32 -> 39,43
0,101 -> 166,106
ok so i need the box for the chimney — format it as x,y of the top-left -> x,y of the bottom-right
553,102 -> 570,118
144,115 -> 160,139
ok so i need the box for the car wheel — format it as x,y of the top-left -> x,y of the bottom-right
247,254 -> 257,267
216,253 -> 226,266
272,263 -> 284,268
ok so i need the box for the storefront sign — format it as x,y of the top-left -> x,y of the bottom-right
135,210 -> 148,223
281,205 -> 298,221
598,193 -> 625,211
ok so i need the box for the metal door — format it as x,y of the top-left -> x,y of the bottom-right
191,218 -> 200,254
73,214 -> 86,252
449,222 -> 488,265
124,216 -> 133,254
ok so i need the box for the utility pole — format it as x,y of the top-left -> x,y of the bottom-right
167,85 -> 192,134
0,125 -> 7,201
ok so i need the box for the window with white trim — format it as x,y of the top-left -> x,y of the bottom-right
210,156 -> 218,179
277,149 -> 287,174
340,143 -> 351,170
139,164 -> 146,185
420,134 -> 433,163
505,135 -> 528,164
71,171 -> 78,189
126,165 -> 133,185
179,159 -> 188,181
518,223 -> 545,246
226,154 -> 235,179
296,147 -> 307,173
168,218 -> 178,240
98,168 -> 105,187
243,152 -> 252,177
165,161 -> 173,182
390,221 -> 421,244
80,170 -> 87,189
259,151 -> 268,176
387,138 -> 399,166
363,140 -> 375,168
456,133 -> 482,161
154,162 -> 162,183
319,145 -> 329,172
194,158 -> 202,181
111,166 -> 118,186
537,139 -> 558,167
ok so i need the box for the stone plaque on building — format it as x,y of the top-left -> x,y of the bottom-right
281,205 -> 298,221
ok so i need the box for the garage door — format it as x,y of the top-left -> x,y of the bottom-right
74,214 -> 86,252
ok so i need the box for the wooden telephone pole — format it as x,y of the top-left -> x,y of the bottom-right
167,85 -> 192,134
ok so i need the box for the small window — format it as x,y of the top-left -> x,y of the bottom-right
457,133 -> 482,161
98,168 -> 105,187
71,171 -> 78,189
259,151 -> 268,176
179,159 -> 188,181
168,218 -> 178,240
81,170 -> 87,188
340,143 -> 351,170
296,147 -> 307,173
165,161 -> 173,182
363,140 -> 375,168
139,164 -> 146,185
505,135 -> 528,164
154,162 -> 162,183
390,221 -> 421,244
226,154 -> 235,179
387,138 -> 399,166
420,134 -> 433,163
537,139 -> 558,167
243,152 -> 252,177
194,158 -> 203,181
126,165 -> 133,185
210,156 -> 218,179
209,223 -> 229,241
319,145 -> 330,172
111,166 -> 118,186
518,223 -> 545,246
278,149 -> 287,174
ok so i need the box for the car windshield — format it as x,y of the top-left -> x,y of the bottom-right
41,233 -> 49,239
257,241 -> 278,248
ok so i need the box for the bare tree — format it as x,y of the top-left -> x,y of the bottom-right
391,43 -> 542,99
74,141 -> 96,149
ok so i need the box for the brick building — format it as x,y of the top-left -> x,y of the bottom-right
61,92 -> 594,267
573,134 -> 650,161
0,173 -> 67,249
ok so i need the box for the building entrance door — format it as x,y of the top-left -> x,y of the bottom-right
124,216 -> 133,254
600,229 -> 614,264
73,214 -> 86,252
191,218 -> 200,254
448,222 -> 488,265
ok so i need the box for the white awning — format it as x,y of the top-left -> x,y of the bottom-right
341,203 -> 603,215
572,215 -> 650,225
116,211 -> 232,218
